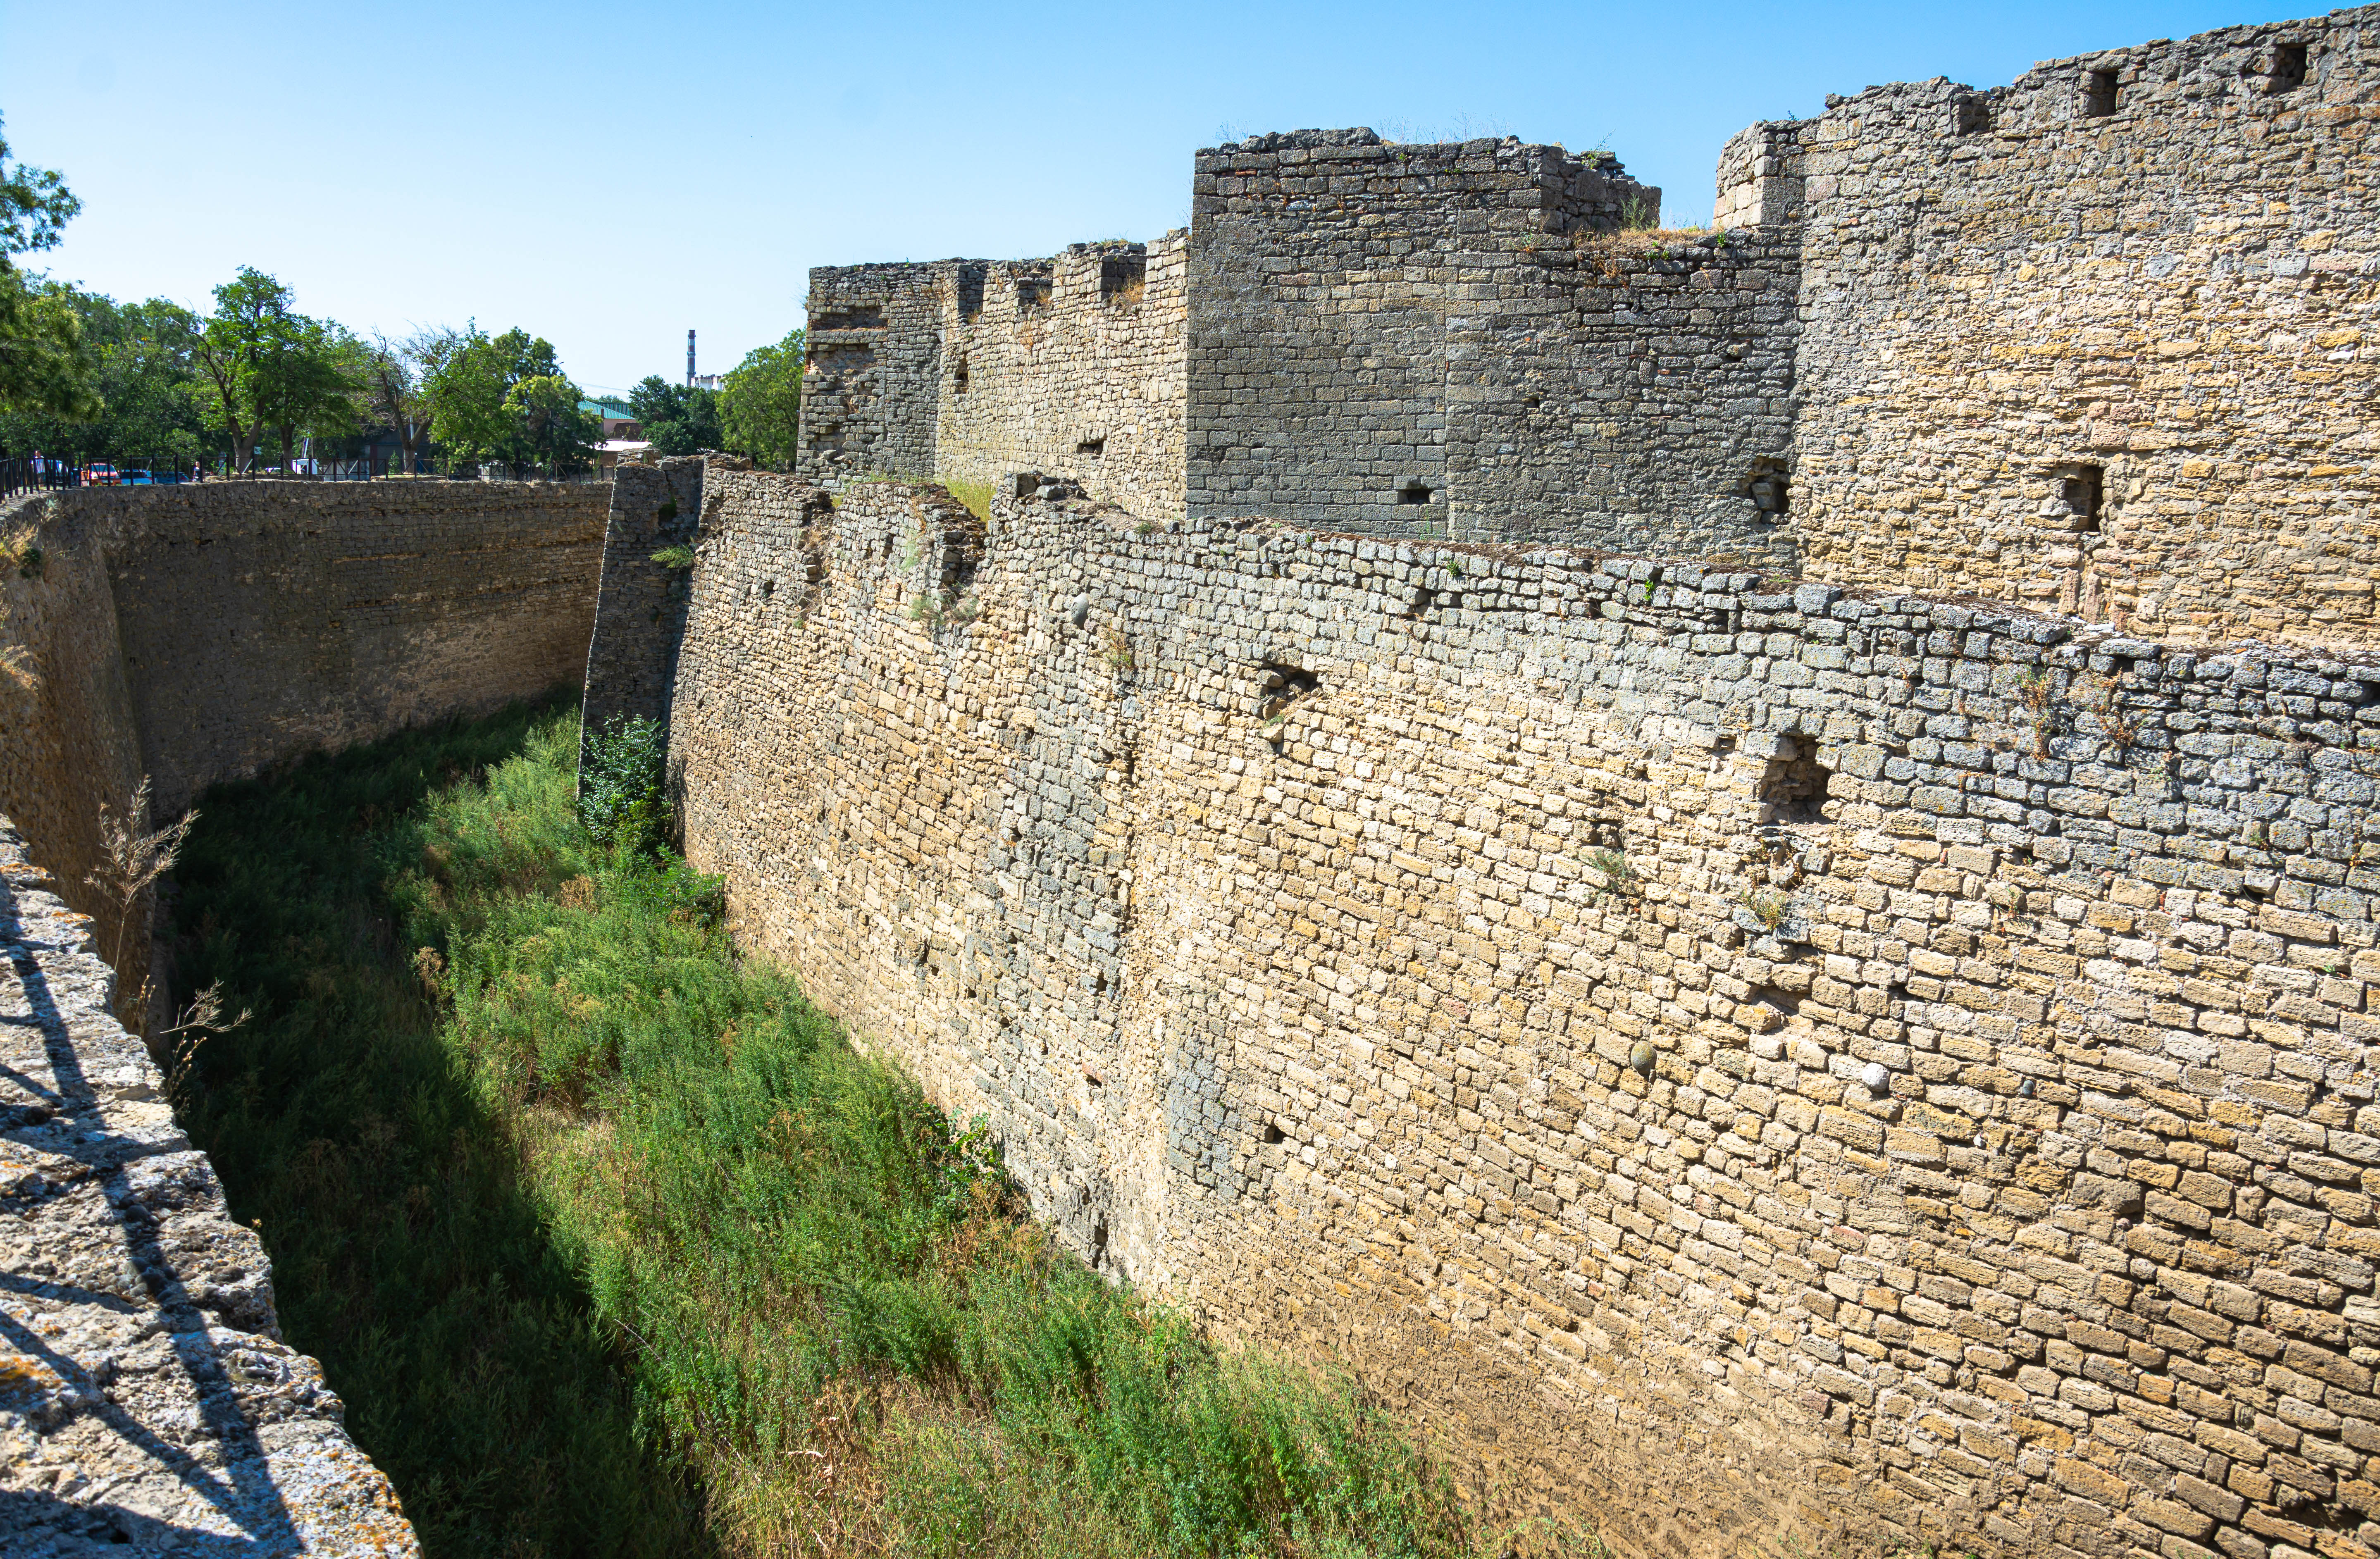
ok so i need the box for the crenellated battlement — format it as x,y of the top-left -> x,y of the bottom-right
797,5 -> 2380,654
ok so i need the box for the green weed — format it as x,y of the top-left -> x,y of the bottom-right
169,699 -> 1513,1559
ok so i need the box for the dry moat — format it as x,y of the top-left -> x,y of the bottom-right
9,9 -> 2380,1558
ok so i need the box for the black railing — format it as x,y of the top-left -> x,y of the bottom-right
1,457 -> 211,500
3,455 -> 618,499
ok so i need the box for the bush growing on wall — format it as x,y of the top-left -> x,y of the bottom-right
577,714 -> 669,854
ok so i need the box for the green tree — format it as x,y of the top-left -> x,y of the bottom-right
0,290 -> 205,463
0,112 -> 93,419
364,332 -> 431,474
255,317 -> 366,473
503,374 -> 599,477
718,328 -> 802,468
191,268 -> 295,472
424,325 -> 573,472
628,375 -> 721,458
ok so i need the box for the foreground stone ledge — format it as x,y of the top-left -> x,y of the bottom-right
0,819 -> 419,1557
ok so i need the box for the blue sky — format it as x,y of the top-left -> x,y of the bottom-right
1,0 -> 2312,396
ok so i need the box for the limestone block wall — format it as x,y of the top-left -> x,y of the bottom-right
1440,227 -> 1799,560
0,479 -> 606,974
1185,129 -> 1662,534
933,235 -> 1189,517
579,458 -> 711,757
796,262 -> 947,484
1778,9 -> 2380,652
617,465 -> 2380,1557
797,242 -> 1190,519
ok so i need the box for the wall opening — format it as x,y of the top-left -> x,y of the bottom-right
2054,465 -> 2103,532
1076,437 -> 1106,459
2272,42 -> 2308,93
1757,744 -> 1832,826
1016,277 -> 1052,312
1397,481 -> 1433,505
1257,661 -> 1321,723
1951,95 -> 1991,136
954,355 -> 970,395
1746,459 -> 1789,517
813,306 -> 885,331
955,264 -> 987,324
2084,69 -> 2119,117
1100,251 -> 1147,307
1261,1121 -> 1285,1145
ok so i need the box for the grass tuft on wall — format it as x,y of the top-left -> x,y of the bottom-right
169,700 -> 1580,1559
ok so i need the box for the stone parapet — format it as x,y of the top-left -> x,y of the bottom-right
0,817 -> 419,1556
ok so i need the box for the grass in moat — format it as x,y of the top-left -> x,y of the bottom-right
169,697 -> 1595,1558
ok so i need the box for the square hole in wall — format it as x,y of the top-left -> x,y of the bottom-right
1099,251 -> 1147,307
1396,480 -> 1433,505
1758,745 -> 1832,826
2053,465 -> 2104,532
1076,437 -> 1105,459
1745,458 -> 1789,516
2084,69 -> 2119,117
954,354 -> 970,394
2271,42 -> 2308,93
1951,95 -> 1991,136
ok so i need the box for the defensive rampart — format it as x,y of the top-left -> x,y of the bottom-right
1770,16 -> 2380,653
589,458 -> 2380,1556
0,478 -> 608,968
799,238 -> 1190,517
797,7 -> 2380,653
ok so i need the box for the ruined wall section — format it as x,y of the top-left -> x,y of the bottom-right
796,262 -> 949,484
1778,11 -> 2380,651
1443,227 -> 1799,561
628,469 -> 2380,1557
0,479 -> 604,975
933,234 -> 1189,517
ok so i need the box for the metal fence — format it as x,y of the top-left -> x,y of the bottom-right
2,457 -> 616,499
0,457 -> 208,501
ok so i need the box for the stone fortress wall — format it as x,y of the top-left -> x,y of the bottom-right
0,476 -> 608,1554
798,7 -> 2380,653
1772,16 -> 2380,654
0,479 -> 607,958
797,237 -> 1190,519
585,450 -> 2380,1558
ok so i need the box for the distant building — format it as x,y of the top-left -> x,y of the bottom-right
581,398 -> 641,440
582,398 -> 651,472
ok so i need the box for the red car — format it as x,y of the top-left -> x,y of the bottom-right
83,463 -> 119,486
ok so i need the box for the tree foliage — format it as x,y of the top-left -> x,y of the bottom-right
718,328 -> 802,468
0,288 -> 202,459
503,373 -> 600,476
0,112 -> 91,419
0,112 -> 78,259
424,326 -> 594,473
628,376 -> 721,458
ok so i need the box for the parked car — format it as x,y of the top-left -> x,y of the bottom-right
122,470 -> 154,486
83,463 -> 119,486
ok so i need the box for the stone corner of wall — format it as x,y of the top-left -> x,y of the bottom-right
0,846 -> 420,1551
